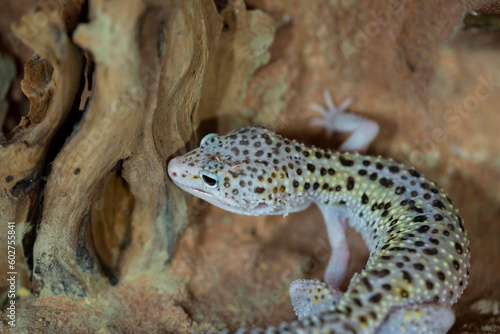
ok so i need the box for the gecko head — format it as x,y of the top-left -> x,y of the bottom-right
168,126 -> 311,216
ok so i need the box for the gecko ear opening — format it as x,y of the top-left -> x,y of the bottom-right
200,170 -> 219,188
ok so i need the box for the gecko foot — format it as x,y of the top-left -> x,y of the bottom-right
309,90 -> 379,152
289,279 -> 343,320
376,305 -> 455,334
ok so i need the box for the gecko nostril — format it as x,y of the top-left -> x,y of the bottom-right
171,172 -> 177,177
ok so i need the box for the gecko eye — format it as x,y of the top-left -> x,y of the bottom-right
200,170 -> 219,188
200,133 -> 218,147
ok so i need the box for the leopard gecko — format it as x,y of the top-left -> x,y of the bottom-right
167,93 -> 470,334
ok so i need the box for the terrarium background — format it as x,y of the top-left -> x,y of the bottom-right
0,0 -> 499,333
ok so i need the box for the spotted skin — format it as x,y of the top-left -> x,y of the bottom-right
168,126 -> 470,334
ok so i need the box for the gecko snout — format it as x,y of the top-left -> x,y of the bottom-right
167,158 -> 182,180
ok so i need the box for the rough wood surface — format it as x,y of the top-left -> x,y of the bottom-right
0,0 -> 499,333
1,7 -> 84,296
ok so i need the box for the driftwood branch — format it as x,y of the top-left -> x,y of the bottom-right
28,0 -> 223,296
1,0 -> 275,311
0,7 -> 83,295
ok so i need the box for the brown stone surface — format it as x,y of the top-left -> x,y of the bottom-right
0,0 -> 499,333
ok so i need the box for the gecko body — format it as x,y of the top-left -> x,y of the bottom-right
168,121 -> 470,333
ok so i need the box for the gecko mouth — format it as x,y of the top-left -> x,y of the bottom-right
171,179 -> 274,215
170,178 -> 210,196
185,186 -> 209,195
254,203 -> 270,210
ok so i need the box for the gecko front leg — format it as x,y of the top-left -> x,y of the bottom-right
317,203 -> 351,288
290,91 -> 380,313
289,203 -> 351,315
309,91 -> 380,286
